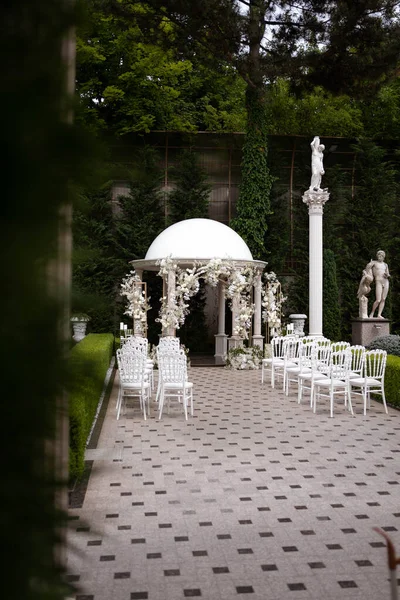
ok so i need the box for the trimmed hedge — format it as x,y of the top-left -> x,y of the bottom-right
384,355 -> 400,409
69,333 -> 114,480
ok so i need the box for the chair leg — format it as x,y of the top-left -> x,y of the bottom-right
347,385 -> 354,416
297,379 -> 302,404
362,387 -> 367,416
141,391 -> 147,420
158,389 -> 165,420
117,389 -> 123,420
310,381 -> 315,408
382,387 -> 388,414
183,389 -> 188,420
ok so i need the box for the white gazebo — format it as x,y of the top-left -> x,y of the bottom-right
131,218 -> 267,363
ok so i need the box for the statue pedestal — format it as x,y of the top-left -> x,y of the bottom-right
351,318 -> 390,346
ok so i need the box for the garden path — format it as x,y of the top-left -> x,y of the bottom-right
67,366 -> 400,600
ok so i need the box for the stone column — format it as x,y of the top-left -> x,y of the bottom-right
252,271 -> 263,349
228,295 -> 243,350
214,280 -> 228,364
302,189 -> 329,336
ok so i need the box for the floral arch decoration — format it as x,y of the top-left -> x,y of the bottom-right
120,257 -> 285,341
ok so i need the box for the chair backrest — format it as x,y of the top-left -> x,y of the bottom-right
313,340 -> 332,373
270,335 -> 286,358
331,341 -> 350,353
158,350 -> 187,383
298,339 -> 315,368
350,345 -> 366,375
117,349 -> 146,383
364,349 -> 387,380
283,337 -> 301,362
329,348 -> 352,379
158,337 -> 181,352
123,336 -> 148,354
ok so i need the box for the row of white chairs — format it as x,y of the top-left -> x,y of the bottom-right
116,336 -> 193,421
262,336 -> 388,417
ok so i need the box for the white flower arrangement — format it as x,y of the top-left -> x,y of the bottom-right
225,346 -> 263,370
155,256 -> 257,338
233,296 -> 255,339
261,272 -> 286,336
120,270 -> 150,325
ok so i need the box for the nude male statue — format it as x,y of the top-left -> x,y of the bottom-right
366,250 -> 390,319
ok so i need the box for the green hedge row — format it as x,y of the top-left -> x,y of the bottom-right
69,333 -> 114,480
384,355 -> 400,409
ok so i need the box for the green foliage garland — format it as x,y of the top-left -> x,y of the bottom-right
231,88 -> 274,260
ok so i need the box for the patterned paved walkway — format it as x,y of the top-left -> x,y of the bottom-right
67,366 -> 400,600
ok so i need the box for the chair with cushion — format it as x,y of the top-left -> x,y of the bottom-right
312,348 -> 353,417
262,335 -> 298,388
155,337 -> 182,402
285,339 -> 314,396
123,336 -> 154,391
349,349 -> 388,415
116,349 -> 150,420
281,336 -> 302,392
297,339 -> 331,405
349,345 -> 366,380
157,349 -> 193,420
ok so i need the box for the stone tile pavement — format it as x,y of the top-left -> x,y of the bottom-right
67,366 -> 400,600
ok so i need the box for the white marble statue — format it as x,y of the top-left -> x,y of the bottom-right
368,250 -> 390,319
357,250 -> 390,319
357,264 -> 373,319
309,136 -> 325,191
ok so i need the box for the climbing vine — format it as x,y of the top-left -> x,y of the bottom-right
231,88 -> 275,260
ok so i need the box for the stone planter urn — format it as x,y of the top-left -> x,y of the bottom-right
70,314 -> 91,342
288,314 -> 307,336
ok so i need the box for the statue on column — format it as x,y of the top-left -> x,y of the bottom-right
357,250 -> 390,319
309,136 -> 325,192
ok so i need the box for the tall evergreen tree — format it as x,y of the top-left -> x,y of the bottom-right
115,146 -> 165,261
167,149 -> 211,224
72,185 -> 126,333
167,149 -> 212,351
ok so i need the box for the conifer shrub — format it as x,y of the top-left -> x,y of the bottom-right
367,335 -> 400,357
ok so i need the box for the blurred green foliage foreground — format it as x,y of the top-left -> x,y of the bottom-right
0,0 -> 97,598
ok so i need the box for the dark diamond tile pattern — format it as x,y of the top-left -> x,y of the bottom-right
67,367 -> 400,599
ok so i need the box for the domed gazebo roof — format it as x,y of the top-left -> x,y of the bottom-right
131,218 -> 266,271
146,218 -> 253,261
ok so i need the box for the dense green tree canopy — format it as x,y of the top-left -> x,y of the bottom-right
76,1 -> 246,134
